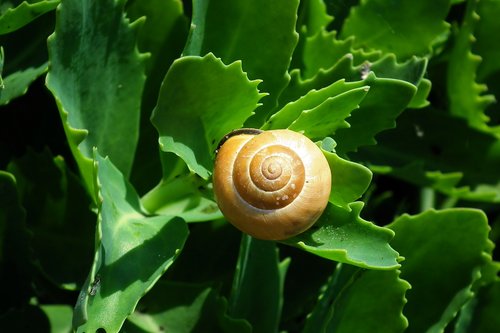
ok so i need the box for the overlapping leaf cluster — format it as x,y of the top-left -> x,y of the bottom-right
0,0 -> 499,332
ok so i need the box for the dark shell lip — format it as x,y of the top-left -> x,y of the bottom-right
215,128 -> 263,155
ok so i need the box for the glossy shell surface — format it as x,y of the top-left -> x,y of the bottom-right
213,129 -> 331,240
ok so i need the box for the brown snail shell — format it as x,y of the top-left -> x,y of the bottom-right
213,129 -> 331,240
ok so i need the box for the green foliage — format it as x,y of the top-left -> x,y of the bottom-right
1,0 -> 499,332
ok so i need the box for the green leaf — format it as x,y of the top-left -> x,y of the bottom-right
0,7 -> 53,79
354,108 -> 500,202
296,0 -> 333,36
0,62 -> 46,106
40,304 -> 73,333
164,220 -> 242,285
389,209 -> 493,333
126,0 -> 189,194
73,152 -> 189,333
46,0 -> 147,193
288,85 -> 369,139
184,0 -> 299,124
284,202 -> 400,270
264,79 -> 368,130
279,54 -> 427,154
303,264 -> 409,333
151,53 -> 263,179
0,47 -> 4,90
447,0 -> 497,134
341,0 -> 452,59
321,144 -> 373,210
475,0 -> 500,83
454,280 -> 500,333
300,31 -> 380,80
229,235 -> 289,333
0,0 -> 59,34
7,149 -> 95,289
334,75 -> 417,154
124,281 -> 251,333
141,173 -> 222,222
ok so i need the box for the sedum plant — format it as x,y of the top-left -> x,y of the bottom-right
0,0 -> 499,332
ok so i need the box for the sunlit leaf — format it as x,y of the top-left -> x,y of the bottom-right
73,152 -> 188,332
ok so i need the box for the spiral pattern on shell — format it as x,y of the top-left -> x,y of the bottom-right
213,129 -> 331,240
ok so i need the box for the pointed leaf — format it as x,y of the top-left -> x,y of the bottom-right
304,264 -> 409,333
301,31 -> 380,80
46,0 -> 147,192
334,75 -> 417,154
389,209 -> 493,333
151,53 -> 263,179
284,202 -> 400,270
229,235 -> 289,333
264,79 -> 368,130
141,173 -> 222,222
0,0 -> 59,34
341,0 -> 451,59
296,0 -> 333,36
184,0 -> 299,124
355,108 -> 500,202
475,0 -> 500,83
288,86 -> 369,139
126,0 -> 189,193
0,62 -> 47,106
73,152 -> 189,332
447,0 -> 497,134
454,280 -> 500,333
321,143 -> 373,210
124,281 -> 251,333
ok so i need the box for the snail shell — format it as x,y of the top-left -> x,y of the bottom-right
213,129 -> 331,240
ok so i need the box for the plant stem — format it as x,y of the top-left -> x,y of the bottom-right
420,187 -> 435,212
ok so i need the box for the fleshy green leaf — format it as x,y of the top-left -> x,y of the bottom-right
475,0 -> 500,83
151,53 -> 263,179
126,0 -> 189,194
321,143 -> 373,210
73,152 -> 189,333
447,0 -> 497,134
341,0 -> 451,59
0,47 -> 4,89
264,79 -> 368,130
354,108 -> 500,202
141,173 -> 222,222
296,0 -> 333,36
184,0 -> 299,124
454,280 -> 500,333
40,305 -> 73,333
303,264 -> 409,333
0,0 -> 59,34
229,235 -> 289,333
284,202 -> 400,270
334,76 -> 417,154
300,31 -> 380,80
279,54 -> 426,154
0,62 -> 46,106
46,0 -> 147,193
389,209 -> 493,333
7,149 -> 94,289
288,85 -> 369,139
124,281 -> 251,333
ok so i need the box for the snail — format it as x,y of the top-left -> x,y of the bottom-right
213,129 -> 331,240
